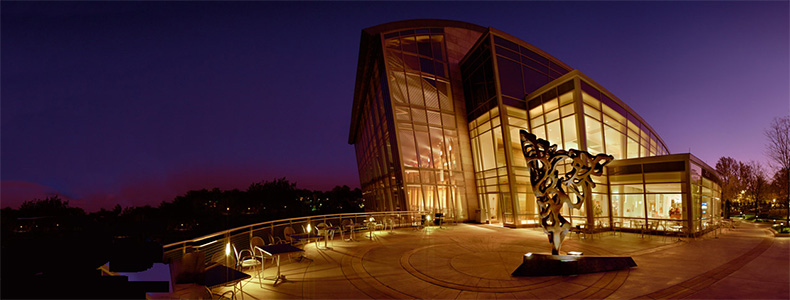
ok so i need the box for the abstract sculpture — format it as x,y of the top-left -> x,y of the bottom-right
520,130 -> 613,255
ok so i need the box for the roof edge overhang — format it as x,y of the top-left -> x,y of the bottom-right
362,19 -> 487,36
607,153 -> 722,184
525,70 -> 671,154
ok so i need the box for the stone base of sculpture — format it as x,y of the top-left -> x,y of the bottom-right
511,253 -> 636,277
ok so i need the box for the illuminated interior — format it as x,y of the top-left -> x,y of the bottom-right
349,20 -> 721,235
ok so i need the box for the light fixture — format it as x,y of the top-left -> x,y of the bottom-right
225,243 -> 231,256
568,251 -> 583,256
369,217 -> 375,222
525,252 -> 532,257
307,224 -> 312,233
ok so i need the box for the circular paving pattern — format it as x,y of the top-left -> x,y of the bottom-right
343,230 -> 630,298
399,243 -> 581,292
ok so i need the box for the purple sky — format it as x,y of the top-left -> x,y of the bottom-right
2,2 -> 788,212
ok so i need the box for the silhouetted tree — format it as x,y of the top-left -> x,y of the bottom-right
765,116 -> 790,221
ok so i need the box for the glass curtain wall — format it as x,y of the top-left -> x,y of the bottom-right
353,45 -> 400,212
691,162 -> 722,232
609,157 -> 721,234
382,28 -> 466,218
579,80 -> 669,159
464,32 -> 572,226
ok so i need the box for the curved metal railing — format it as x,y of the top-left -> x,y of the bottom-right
161,211 -> 434,264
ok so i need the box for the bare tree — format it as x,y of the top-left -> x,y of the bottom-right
716,157 -> 745,217
765,116 -> 790,170
765,116 -> 790,221
743,161 -> 769,212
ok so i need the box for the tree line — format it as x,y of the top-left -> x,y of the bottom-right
716,116 -> 790,219
1,178 -> 363,244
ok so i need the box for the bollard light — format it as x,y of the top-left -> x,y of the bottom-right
225,243 -> 231,256
307,224 -> 312,233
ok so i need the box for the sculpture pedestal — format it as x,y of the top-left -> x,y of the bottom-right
511,253 -> 636,277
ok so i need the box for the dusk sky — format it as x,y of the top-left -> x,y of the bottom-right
2,1 -> 788,212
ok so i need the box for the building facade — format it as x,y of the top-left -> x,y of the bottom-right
348,19 -> 721,234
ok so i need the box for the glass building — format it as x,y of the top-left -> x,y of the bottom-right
348,19 -> 721,235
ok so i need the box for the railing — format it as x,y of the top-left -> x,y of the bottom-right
161,211 -> 432,265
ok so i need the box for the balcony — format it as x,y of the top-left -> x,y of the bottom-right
138,212 -> 786,299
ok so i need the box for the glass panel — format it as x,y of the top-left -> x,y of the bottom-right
645,183 -> 682,193
390,72 -> 408,104
543,98 -> 559,112
437,81 -> 452,111
531,116 -> 544,128
415,131 -> 433,168
529,105 -> 543,119
404,169 -> 420,183
430,127 -> 445,169
560,104 -> 575,117
423,78 -> 439,109
498,57 -> 525,98
546,120 -> 562,148
627,138 -> 639,159
562,116 -> 578,150
395,106 -> 410,122
480,130 -> 496,170
582,92 -> 600,107
604,125 -> 625,159
602,103 -> 626,123
442,113 -> 455,129
399,129 -> 418,167
406,185 -> 423,211
623,194 -> 645,218
584,104 -> 601,120
645,171 -> 683,183
558,91 -> 573,106
494,128 -> 506,168
585,115 -> 604,154
406,74 -> 424,106
532,125 -> 546,141
545,109 -> 560,122
404,54 -> 420,72
427,111 -> 442,126
411,108 -> 427,124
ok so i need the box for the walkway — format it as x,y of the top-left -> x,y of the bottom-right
217,221 -> 788,299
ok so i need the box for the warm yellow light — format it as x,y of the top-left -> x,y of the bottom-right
525,252 -> 532,257
369,217 -> 374,222
307,224 -> 312,233
426,215 -> 432,221
225,243 -> 231,256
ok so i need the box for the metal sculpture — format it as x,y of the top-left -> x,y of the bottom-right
520,130 -> 613,255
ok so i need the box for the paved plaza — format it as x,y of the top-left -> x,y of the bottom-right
211,221 -> 788,299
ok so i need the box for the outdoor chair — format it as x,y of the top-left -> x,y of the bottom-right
384,217 -> 395,232
232,244 -> 261,276
316,222 -> 334,242
175,286 -> 234,300
283,226 -> 308,261
249,237 -> 271,281
171,251 -> 236,300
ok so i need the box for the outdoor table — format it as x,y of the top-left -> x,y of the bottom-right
315,225 -> 338,249
201,264 -> 251,298
202,264 -> 251,289
255,244 -> 305,286
344,223 -> 357,241
290,232 -> 324,252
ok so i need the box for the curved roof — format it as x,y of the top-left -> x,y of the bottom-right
361,19 -> 487,35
